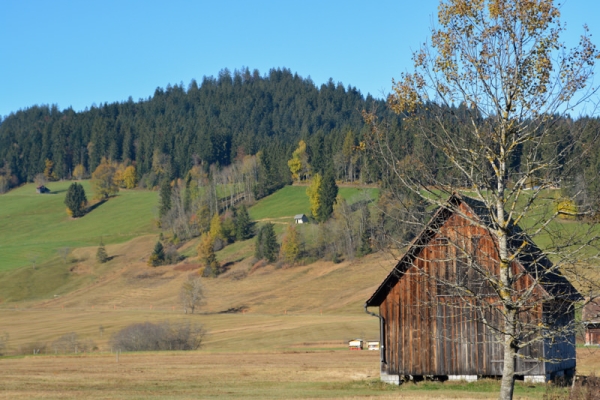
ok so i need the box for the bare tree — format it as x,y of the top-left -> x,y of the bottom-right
180,274 -> 204,314
57,247 -> 70,264
365,1 -> 600,398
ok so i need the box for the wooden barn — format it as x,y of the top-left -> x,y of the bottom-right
365,194 -> 581,384
583,298 -> 600,346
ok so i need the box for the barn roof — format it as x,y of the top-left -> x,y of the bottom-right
365,193 -> 582,307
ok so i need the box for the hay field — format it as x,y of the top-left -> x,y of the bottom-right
1,350 -> 567,400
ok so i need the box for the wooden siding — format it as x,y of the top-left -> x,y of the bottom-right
379,203 -> 547,377
586,326 -> 600,345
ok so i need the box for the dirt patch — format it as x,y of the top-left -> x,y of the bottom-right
173,263 -> 200,272
69,264 -> 91,275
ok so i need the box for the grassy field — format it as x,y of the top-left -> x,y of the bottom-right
249,185 -> 379,221
0,350 -> 573,399
0,181 -> 158,272
1,183 -> 599,399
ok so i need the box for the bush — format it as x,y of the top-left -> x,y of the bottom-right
110,321 -> 205,352
97,239 -> 109,263
51,332 -> 95,354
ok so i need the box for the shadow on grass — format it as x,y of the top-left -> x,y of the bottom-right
221,258 -> 245,272
86,199 -> 108,213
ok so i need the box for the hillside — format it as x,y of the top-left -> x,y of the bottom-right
0,181 -> 390,351
0,181 -> 158,272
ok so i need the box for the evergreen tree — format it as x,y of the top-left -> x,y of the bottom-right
159,180 -> 172,219
317,168 -> 338,222
64,182 -> 87,218
255,223 -> 278,262
96,238 -> 109,263
356,228 -> 372,257
148,241 -> 165,267
235,205 -> 253,240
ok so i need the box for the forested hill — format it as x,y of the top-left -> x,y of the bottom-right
0,67 -> 392,186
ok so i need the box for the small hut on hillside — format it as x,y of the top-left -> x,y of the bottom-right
365,193 -> 581,384
294,214 -> 308,224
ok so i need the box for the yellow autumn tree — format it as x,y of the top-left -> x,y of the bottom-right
306,173 -> 322,219
122,165 -> 137,189
209,213 -> 224,241
197,232 -> 220,276
288,140 -> 310,182
90,158 -> 119,200
73,164 -> 86,180
44,159 -> 58,181
280,224 -> 301,264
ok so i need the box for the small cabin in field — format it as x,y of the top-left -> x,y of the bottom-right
36,185 -> 50,194
583,298 -> 600,346
294,214 -> 308,224
348,339 -> 363,350
365,194 -> 581,384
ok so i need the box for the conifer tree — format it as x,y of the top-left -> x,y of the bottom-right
159,180 -> 172,219
235,205 -> 253,240
255,223 -> 278,262
317,168 -> 338,222
96,238 -> 108,263
64,182 -> 87,218
148,241 -> 165,267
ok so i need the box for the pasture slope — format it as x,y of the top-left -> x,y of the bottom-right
0,183 -> 597,399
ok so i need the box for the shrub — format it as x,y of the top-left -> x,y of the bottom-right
556,198 -> 578,220
96,239 -> 109,263
148,241 -> 165,267
110,321 -> 205,351
51,332 -> 95,354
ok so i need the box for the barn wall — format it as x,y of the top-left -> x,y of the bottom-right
379,204 -> 549,376
543,302 -> 576,374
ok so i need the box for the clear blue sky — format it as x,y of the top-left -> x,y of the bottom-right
1,0 -> 598,119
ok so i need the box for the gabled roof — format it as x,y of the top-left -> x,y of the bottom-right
365,193 -> 582,307
294,214 -> 307,219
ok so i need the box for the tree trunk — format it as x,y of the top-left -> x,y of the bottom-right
499,311 -> 517,400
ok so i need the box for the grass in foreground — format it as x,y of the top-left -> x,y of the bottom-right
0,350 -> 563,399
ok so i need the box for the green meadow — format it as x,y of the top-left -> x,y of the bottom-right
0,181 -> 158,272
248,185 -> 379,221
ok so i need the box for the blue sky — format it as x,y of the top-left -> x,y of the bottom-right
1,0 -> 598,118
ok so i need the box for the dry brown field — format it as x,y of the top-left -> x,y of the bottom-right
1,236 -> 599,399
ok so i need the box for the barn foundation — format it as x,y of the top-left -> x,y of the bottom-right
380,371 -> 400,385
448,375 -> 477,382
